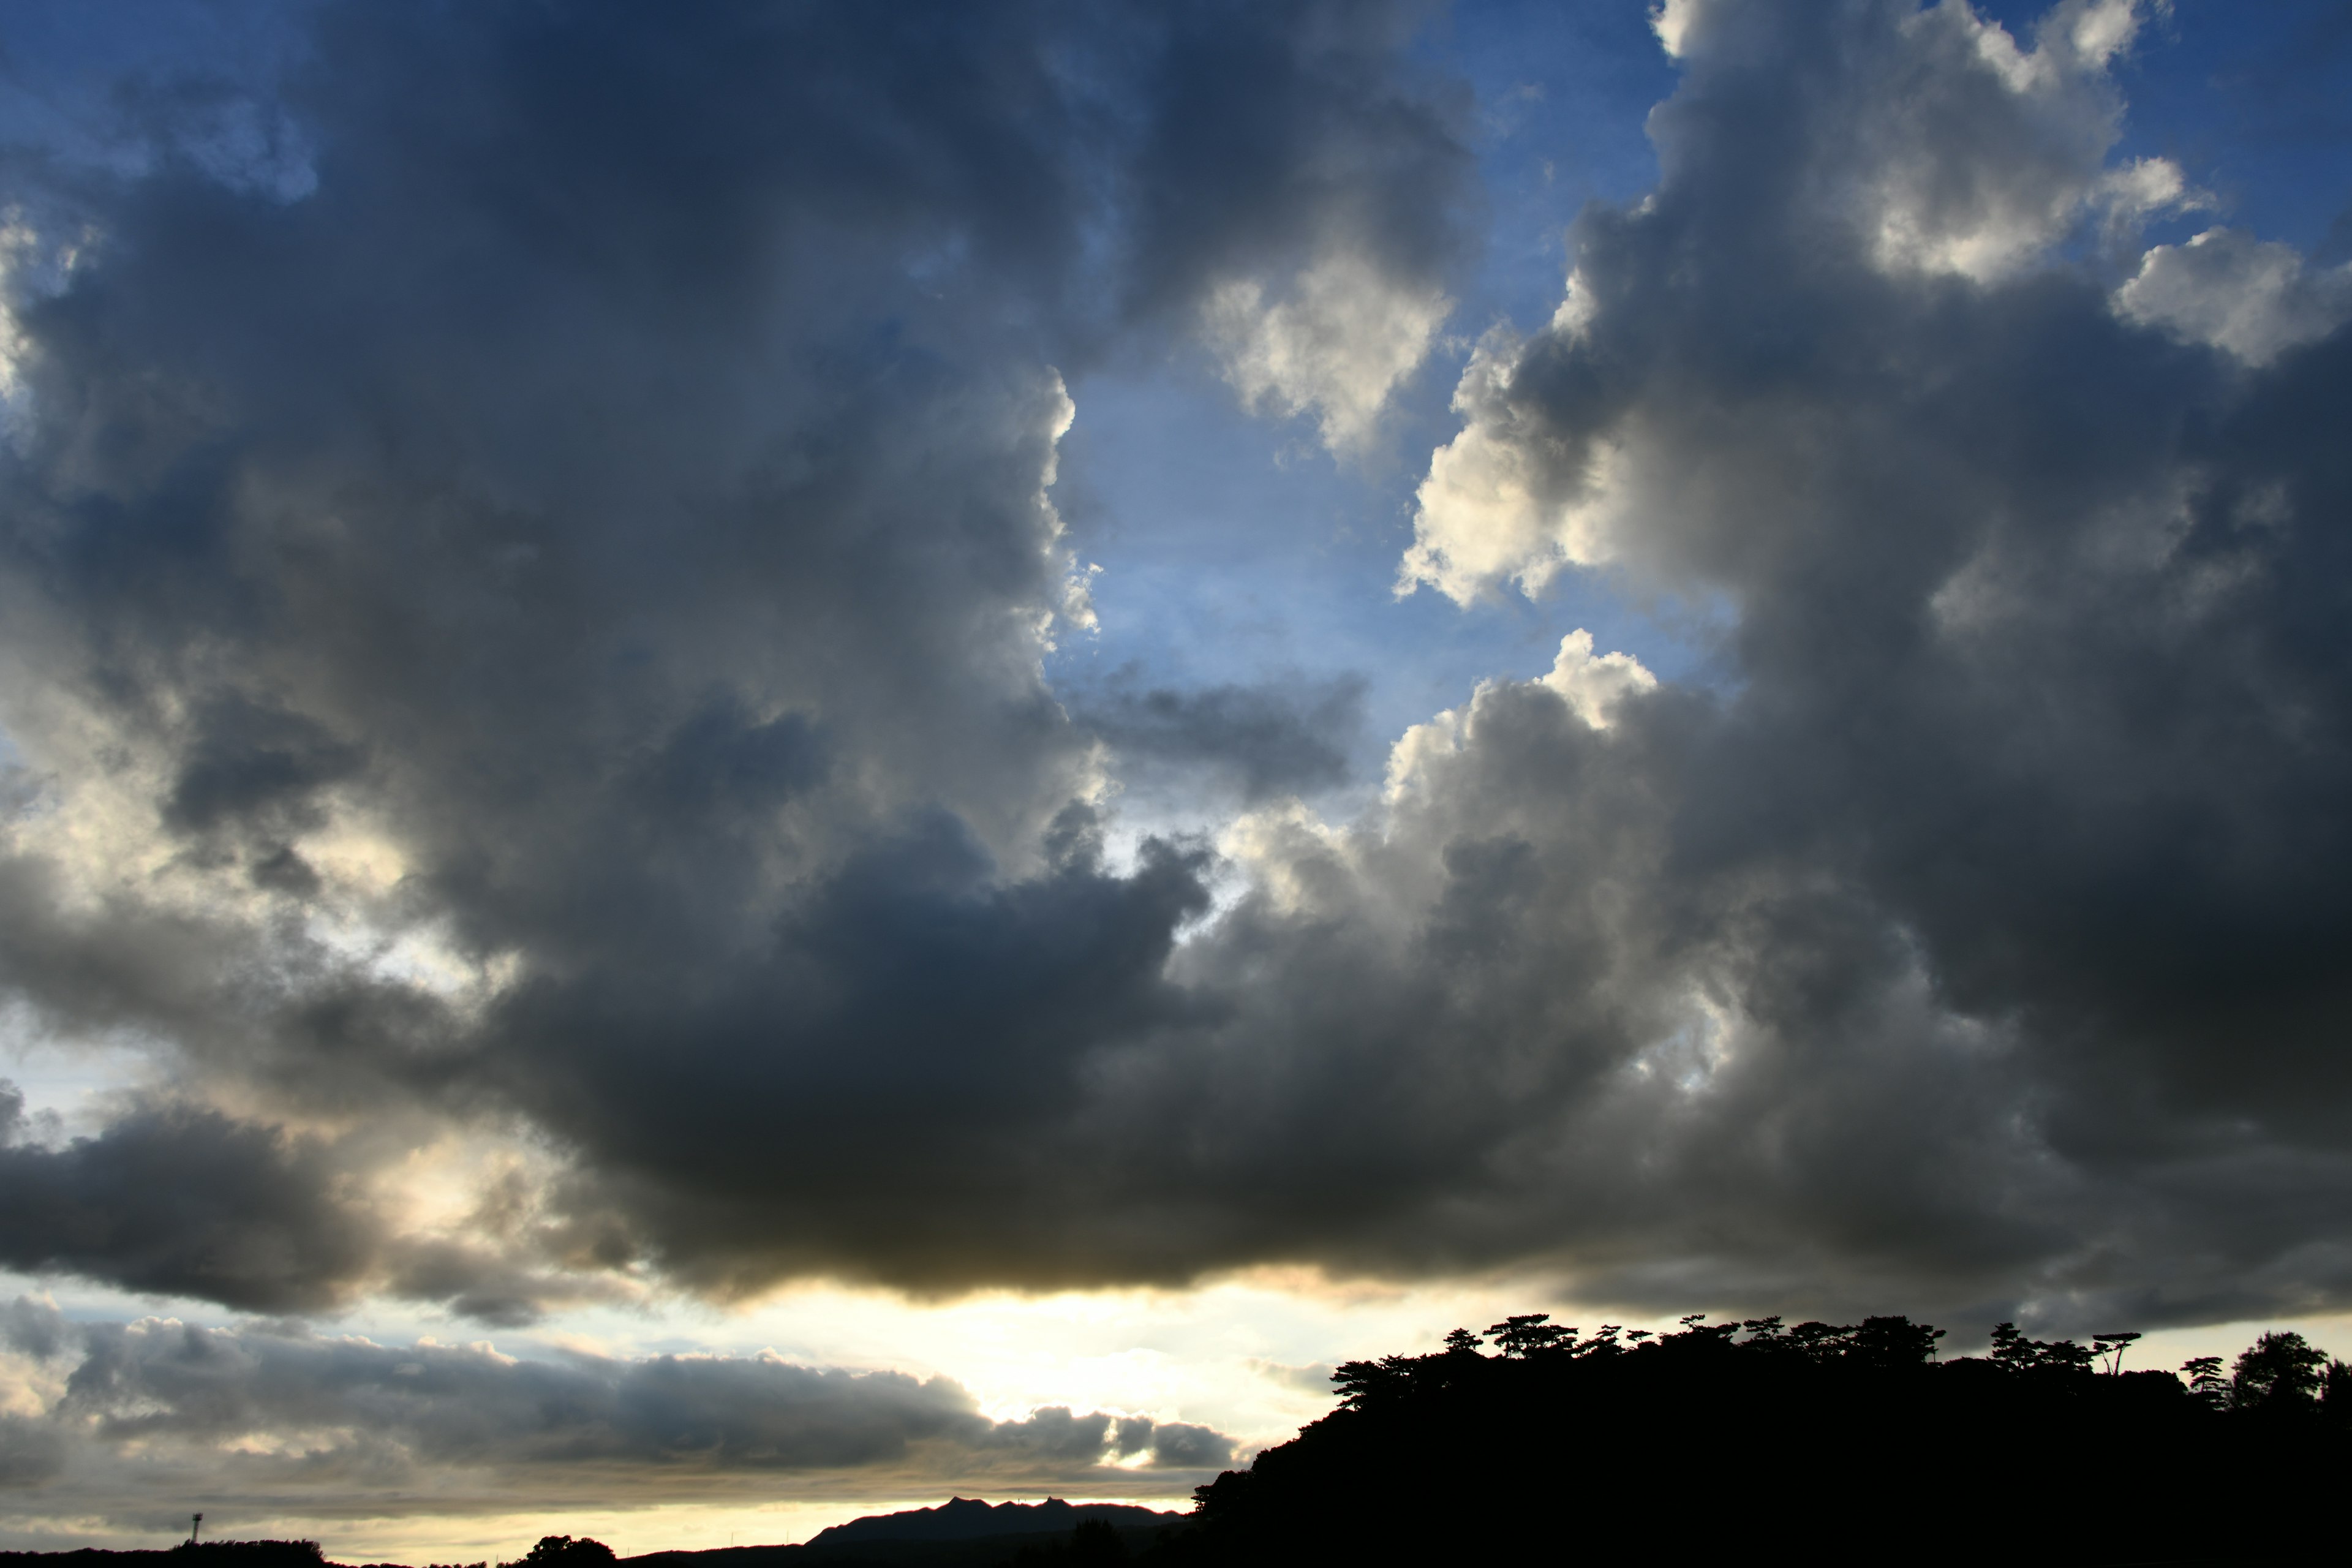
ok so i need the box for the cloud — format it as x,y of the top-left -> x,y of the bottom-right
1404,0 -> 2193,601
1134,1420 -> 1232,1468
0,1302 -> 1232,1528
1245,1358 -> 1334,1396
0,0 -> 1467,1314
1181,0 -> 2352,1328
0,0 -> 2348,1345
1112,1 -> 1472,450
0,1089 -> 379,1313
2116,227 -> 2352,364
1204,251 -> 1452,453
1076,673 -> 1366,801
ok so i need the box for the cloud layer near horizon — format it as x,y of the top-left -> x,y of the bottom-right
0,0 -> 2350,1366
0,1297 -> 1229,1535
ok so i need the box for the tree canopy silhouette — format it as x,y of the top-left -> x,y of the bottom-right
2231,1329 -> 2328,1412
1159,1313 -> 2352,1566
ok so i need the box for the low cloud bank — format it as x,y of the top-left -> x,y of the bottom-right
0,1300 -> 1231,1532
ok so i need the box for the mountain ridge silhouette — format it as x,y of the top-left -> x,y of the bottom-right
804,1500 -> 1179,1547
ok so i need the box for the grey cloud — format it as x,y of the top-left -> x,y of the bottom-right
0,1076 -> 614,1324
495,821 -> 1215,1295
0,1295 -> 75,1362
0,1419 -> 64,1490
0,0 -> 1468,1312
1114,0 -> 2352,1327
164,696 -> 365,838
1139,1421 -> 1232,1468
0,1090 -> 379,1313
376,1240 -> 633,1332
1076,673 -> 1366,800
0,1306 -> 1229,1520
6,0 -> 2344,1344
1098,1412 -> 1230,1468
1115,0 -> 1472,321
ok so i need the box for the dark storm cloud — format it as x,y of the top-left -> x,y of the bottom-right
3,0 -> 2350,1343
486,820 -> 1215,1296
0,0 -> 1467,1313
0,1083 -> 609,1323
163,696 -> 364,838
0,1302 -> 1231,1518
0,1086 -> 377,1312
1142,0 -> 2352,1326
1118,0 -> 1472,315
1076,673 -> 1366,799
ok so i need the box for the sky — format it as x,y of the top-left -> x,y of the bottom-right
1,0 -> 2350,1556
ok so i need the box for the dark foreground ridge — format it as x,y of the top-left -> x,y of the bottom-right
803,1500 -> 1178,1551
0,1510 -> 1188,1568
0,1550 -> 330,1568
1167,1314 -> 2352,1566
628,1502 -> 1182,1567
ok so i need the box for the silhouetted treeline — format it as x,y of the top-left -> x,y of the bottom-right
0,1534 -> 609,1568
0,1545 -> 325,1568
1150,1314 -> 2352,1565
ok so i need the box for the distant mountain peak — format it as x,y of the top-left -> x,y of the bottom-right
807,1498 -> 1181,1547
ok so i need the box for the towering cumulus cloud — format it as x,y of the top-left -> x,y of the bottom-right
0,0 -> 1467,1316
1,0 -> 2349,1355
1338,0 -> 2352,1321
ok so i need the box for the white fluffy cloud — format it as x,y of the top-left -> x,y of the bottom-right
1205,249 -> 1452,453
1397,323 -> 1632,601
1408,0 -> 2200,604
2117,228 -> 2352,365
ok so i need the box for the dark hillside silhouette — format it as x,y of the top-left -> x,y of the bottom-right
624,1506 -> 1185,1568
802,1501 -> 1177,1550
0,1547 -> 328,1568
1154,1314 -> 2352,1565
